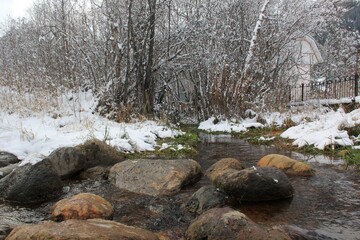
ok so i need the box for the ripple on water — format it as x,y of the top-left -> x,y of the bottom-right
195,134 -> 360,240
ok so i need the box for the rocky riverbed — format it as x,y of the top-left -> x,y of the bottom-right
0,136 -> 359,240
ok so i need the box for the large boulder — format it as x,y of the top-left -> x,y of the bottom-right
211,166 -> 294,202
76,139 -> 125,167
109,159 -> 202,196
5,219 -> 159,240
257,154 -> 315,176
206,158 -> 245,182
0,152 -> 20,168
0,160 -> 63,204
0,164 -> 18,180
78,166 -> 110,180
47,147 -> 87,179
182,185 -> 228,214
51,193 -> 114,221
186,207 -> 290,240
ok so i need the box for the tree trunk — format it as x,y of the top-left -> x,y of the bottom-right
143,0 -> 157,115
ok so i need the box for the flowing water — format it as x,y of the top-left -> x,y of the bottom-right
192,133 -> 360,240
0,133 -> 359,239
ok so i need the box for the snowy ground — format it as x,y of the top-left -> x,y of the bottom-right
1,85 -> 359,166
0,87 -> 182,165
199,106 -> 360,150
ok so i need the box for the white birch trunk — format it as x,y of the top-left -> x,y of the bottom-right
241,0 -> 270,87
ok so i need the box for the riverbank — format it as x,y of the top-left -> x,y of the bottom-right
197,107 -> 360,168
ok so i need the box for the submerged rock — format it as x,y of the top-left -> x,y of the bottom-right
186,207 -> 290,240
5,219 -> 159,240
109,159 -> 202,196
182,185 -> 228,214
0,160 -> 63,204
258,154 -> 315,176
51,193 -> 114,221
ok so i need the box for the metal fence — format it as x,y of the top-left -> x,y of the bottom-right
290,74 -> 360,103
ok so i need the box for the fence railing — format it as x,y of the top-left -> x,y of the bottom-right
290,74 -> 360,103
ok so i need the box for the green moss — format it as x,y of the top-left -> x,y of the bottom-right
342,148 -> 360,169
125,124 -> 200,159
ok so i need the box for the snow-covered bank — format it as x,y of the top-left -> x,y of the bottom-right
281,108 -> 360,150
198,116 -> 264,133
199,107 -> 360,150
0,88 -> 182,165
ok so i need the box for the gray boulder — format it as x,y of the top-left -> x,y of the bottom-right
213,166 -> 294,202
182,185 -> 228,214
0,164 -> 18,179
47,147 -> 87,179
206,159 -> 294,202
109,159 -> 202,196
0,159 -> 63,204
76,139 -> 125,167
0,152 -> 20,167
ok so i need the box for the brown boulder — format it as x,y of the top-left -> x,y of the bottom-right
257,154 -> 315,176
109,159 -> 202,196
5,219 -> 159,240
51,193 -> 114,221
76,139 -> 125,167
186,207 -> 290,240
205,158 -> 245,182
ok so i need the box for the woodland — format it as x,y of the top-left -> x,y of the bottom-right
0,0 -> 359,121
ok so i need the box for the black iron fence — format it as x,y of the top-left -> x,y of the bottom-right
291,74 -> 360,103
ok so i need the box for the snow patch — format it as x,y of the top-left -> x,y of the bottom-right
0,89 -> 182,165
199,117 -> 263,133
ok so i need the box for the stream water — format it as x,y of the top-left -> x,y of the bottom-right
193,133 -> 360,240
0,133 -> 359,239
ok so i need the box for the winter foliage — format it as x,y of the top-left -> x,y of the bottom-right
0,0 -> 359,120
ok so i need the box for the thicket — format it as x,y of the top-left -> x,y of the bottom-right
0,0 -> 358,122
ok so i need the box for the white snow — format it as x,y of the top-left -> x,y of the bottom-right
281,108 -> 359,150
199,107 -> 360,151
0,87 -> 182,165
198,117 -> 263,133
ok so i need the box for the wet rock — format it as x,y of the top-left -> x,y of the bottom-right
109,159 -> 202,196
0,160 -> 63,204
5,219 -> 159,240
212,166 -> 294,202
257,154 -> 315,176
283,225 -> 338,240
47,147 -> 87,179
78,166 -> 110,180
0,152 -> 20,168
0,164 -> 18,179
182,185 -> 228,214
51,193 -> 114,221
206,158 -> 245,183
186,207 -> 290,240
76,139 -> 125,167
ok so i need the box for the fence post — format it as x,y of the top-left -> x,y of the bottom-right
355,73 -> 359,97
301,83 -> 305,102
